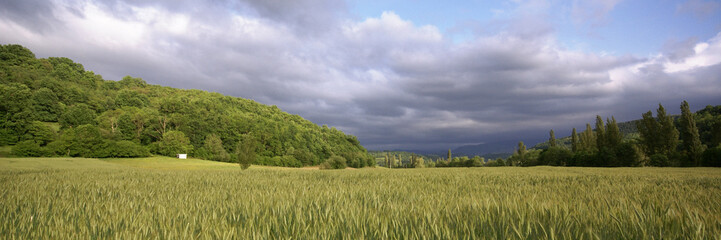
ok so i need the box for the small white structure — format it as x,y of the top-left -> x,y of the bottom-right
177,154 -> 187,159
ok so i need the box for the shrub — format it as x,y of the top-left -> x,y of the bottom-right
292,148 -> 317,166
59,104 -> 95,128
12,140 -> 42,157
702,147 -> 721,167
649,154 -> 670,167
23,121 -> 55,146
95,140 -> 151,158
614,142 -> 640,167
280,155 -> 302,168
203,134 -> 230,162
47,125 -> 103,157
320,155 -> 346,170
538,147 -> 573,166
485,158 -> 506,167
235,135 -> 256,170
572,151 -> 595,167
192,147 -> 212,160
151,131 -> 193,157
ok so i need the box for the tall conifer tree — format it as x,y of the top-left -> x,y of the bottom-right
447,149 -> 452,163
516,141 -> 526,166
581,123 -> 596,152
679,101 -> 705,166
595,115 -> 606,150
571,128 -> 579,152
637,110 -> 660,156
606,116 -> 622,148
657,104 -> 679,156
549,129 -> 556,147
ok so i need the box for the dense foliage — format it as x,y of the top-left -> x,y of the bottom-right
0,44 -> 372,167
517,102 -> 721,167
319,155 -> 347,169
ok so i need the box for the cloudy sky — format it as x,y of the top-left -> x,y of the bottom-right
2,0 -> 721,151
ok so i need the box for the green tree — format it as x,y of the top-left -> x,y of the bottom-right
695,105 -> 721,147
115,89 -> 149,108
702,146 -> 721,167
151,130 -> 193,157
204,134 -> 230,162
47,124 -> 104,157
0,44 -> 36,65
447,149 -> 452,162
97,109 -> 124,138
74,125 -> 105,157
538,147 -> 572,166
118,75 -> 148,88
649,153 -> 670,167
22,121 -> 55,145
292,148 -> 316,166
679,101 -> 705,166
657,104 -> 679,156
637,104 -> 680,164
549,129 -> 556,147
95,140 -> 151,158
471,156 -> 484,167
605,116 -> 622,149
595,115 -> 605,150
32,88 -> 61,122
637,110 -> 660,156
579,123 -> 596,152
116,107 -> 152,142
411,155 -> 425,168
615,142 -> 640,167
571,128 -> 579,153
514,141 -> 526,166
236,135 -> 256,170
48,57 -> 85,84
384,153 -> 391,168
12,140 -> 42,157
59,104 -> 95,128
1,83 -> 35,139
320,155 -> 347,169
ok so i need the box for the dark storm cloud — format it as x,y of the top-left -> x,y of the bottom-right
2,0 -> 721,151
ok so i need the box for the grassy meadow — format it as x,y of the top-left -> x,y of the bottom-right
1,157 -> 721,239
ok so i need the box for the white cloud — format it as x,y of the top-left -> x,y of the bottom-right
664,33 -> 721,73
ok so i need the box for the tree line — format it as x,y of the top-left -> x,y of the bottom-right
374,101 -> 720,169
507,102 -> 721,167
0,44 -> 374,168
374,149 -> 507,168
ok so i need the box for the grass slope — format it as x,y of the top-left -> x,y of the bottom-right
1,158 -> 720,239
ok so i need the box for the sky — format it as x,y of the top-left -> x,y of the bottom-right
1,0 -> 721,151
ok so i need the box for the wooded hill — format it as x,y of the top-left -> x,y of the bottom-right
0,44 -> 374,168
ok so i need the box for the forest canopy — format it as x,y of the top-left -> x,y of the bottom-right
0,44 -> 374,168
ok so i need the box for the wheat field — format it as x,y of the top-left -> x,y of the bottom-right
1,157 -> 720,239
